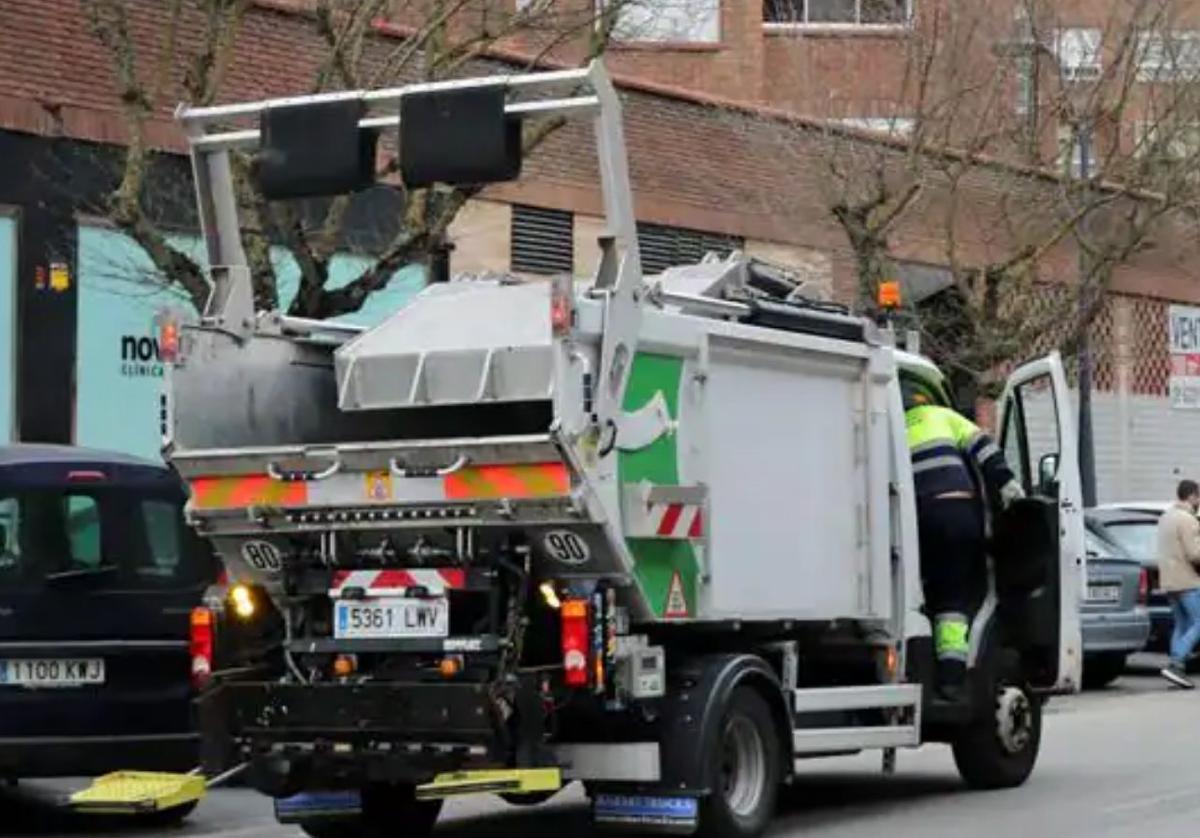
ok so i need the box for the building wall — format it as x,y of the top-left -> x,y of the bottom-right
74,223 -> 425,460
0,212 -> 14,442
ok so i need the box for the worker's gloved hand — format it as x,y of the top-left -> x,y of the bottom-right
999,480 -> 1025,509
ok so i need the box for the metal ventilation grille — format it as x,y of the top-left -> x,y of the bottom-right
636,222 -> 743,275
511,204 -> 574,275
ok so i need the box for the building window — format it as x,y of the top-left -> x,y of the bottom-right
763,0 -> 911,27
1056,124 -> 1096,178
1133,121 -> 1200,163
834,117 -> 915,138
1136,30 -> 1200,82
1054,28 -> 1102,82
602,0 -> 721,43
637,222 -> 743,275
511,205 -> 574,275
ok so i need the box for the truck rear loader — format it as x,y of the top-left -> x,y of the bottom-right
157,60 -> 1084,837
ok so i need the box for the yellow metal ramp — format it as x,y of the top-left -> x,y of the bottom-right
415,767 -> 561,800
69,771 -> 207,815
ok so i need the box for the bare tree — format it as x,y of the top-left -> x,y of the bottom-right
750,0 -> 1200,396
79,0 -> 633,318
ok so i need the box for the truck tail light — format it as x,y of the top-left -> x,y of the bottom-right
190,607 -> 215,690
550,274 -> 573,336
157,311 -> 180,363
561,598 -> 590,688
1138,567 -> 1149,606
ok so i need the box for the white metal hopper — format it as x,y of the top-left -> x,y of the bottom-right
334,279 -> 555,411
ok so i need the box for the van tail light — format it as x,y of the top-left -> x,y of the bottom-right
190,607 -> 215,690
561,598 -> 590,688
1138,568 -> 1149,606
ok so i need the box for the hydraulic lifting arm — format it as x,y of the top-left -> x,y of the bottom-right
174,60 -> 646,434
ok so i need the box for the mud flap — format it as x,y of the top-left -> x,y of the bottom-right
593,793 -> 699,834
274,790 -> 363,824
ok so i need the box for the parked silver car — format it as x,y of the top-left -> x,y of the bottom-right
1091,504 -> 1172,651
1081,515 -> 1151,688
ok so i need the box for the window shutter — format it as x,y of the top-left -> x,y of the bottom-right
511,205 -> 574,275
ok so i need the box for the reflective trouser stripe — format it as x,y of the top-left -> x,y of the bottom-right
934,613 -> 970,662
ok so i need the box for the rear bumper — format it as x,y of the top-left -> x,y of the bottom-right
1081,610 -> 1151,654
199,680 -> 506,790
0,733 -> 198,779
1147,603 -> 1172,650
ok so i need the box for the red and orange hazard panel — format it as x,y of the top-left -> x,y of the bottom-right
443,463 -> 569,500
190,475 -> 308,510
190,462 -> 569,511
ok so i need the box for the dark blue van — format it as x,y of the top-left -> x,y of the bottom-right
0,445 -> 216,781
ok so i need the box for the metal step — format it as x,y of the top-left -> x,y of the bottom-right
792,684 -> 920,714
793,725 -> 920,754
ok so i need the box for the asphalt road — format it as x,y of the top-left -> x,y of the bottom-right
4,656 -> 1198,838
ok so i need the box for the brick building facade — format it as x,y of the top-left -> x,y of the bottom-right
0,0 -> 1198,499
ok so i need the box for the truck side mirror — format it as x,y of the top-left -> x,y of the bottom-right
1038,453 -> 1059,495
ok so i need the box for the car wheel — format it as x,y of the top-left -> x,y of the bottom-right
696,687 -> 782,838
952,649 -> 1042,790
1082,653 -> 1127,689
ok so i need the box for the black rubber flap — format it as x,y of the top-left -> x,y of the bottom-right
400,84 -> 522,188
257,99 -> 377,200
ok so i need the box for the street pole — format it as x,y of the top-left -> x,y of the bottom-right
1076,124 -> 1098,508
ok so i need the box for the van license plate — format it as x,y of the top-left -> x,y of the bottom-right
334,598 -> 449,639
0,658 -> 105,688
1087,584 -> 1121,603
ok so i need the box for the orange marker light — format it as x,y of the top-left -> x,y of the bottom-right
439,656 -> 463,678
333,655 -> 356,678
877,280 -> 901,310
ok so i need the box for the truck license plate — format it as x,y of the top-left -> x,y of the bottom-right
334,598 -> 449,639
1087,584 -> 1121,603
0,658 -> 105,688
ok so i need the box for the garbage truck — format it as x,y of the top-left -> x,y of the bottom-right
149,60 -> 1083,837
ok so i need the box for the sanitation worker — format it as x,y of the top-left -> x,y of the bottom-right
903,380 -> 1025,700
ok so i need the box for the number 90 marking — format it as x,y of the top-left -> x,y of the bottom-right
542,530 -> 591,565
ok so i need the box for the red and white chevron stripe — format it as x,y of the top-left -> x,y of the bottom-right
648,503 -> 703,539
329,568 -> 466,597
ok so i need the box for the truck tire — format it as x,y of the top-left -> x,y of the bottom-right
499,789 -> 559,806
302,784 -> 441,838
696,687 -> 782,838
951,653 -> 1042,790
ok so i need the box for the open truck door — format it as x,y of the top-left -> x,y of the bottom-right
995,351 -> 1084,694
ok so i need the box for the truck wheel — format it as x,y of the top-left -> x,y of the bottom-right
500,789 -> 559,806
359,784 -> 442,838
697,687 -> 781,838
1082,653 -> 1127,689
951,672 -> 1042,790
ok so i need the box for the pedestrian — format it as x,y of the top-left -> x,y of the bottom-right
1156,479 -> 1200,689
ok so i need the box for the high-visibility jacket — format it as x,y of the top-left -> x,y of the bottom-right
905,405 -> 1016,500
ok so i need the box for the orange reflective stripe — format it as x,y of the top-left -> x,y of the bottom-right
444,463 -> 568,500
190,476 -> 308,509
